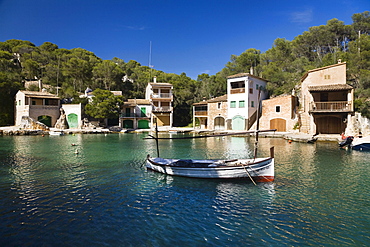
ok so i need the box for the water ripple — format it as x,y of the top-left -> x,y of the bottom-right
0,135 -> 369,246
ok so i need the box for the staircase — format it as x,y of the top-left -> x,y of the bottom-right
299,111 -> 310,134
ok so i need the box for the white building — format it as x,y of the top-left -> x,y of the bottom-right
120,99 -> 152,129
61,103 -> 83,129
226,73 -> 268,130
145,77 -> 173,128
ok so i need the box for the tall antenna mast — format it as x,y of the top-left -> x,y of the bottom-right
149,41 -> 153,81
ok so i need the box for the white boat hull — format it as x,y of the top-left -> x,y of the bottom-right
146,157 -> 274,182
49,131 -> 64,136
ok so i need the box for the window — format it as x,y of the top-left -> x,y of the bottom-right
251,101 -> 255,107
256,84 -> 259,90
239,100 -> 245,108
324,75 -> 331,79
230,101 -> 236,108
195,106 -> 207,111
231,81 -> 245,89
249,88 -> 253,94
276,106 -> 281,112
217,102 -> 221,109
32,101 -> 36,105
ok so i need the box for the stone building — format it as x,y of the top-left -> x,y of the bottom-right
15,90 -> 61,127
193,95 -> 228,130
259,95 -> 298,132
299,61 -> 354,135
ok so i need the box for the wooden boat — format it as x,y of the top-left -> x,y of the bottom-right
145,89 -> 275,183
146,148 -> 274,182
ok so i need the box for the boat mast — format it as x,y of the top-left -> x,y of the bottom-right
254,88 -> 262,159
155,119 -> 160,157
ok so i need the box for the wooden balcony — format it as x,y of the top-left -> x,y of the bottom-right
120,113 -> 149,118
230,88 -> 245,94
309,101 -> 353,113
194,111 -> 208,116
152,106 -> 172,112
151,93 -> 173,99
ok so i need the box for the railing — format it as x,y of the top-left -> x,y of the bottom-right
309,101 -> 352,112
28,105 -> 60,110
120,113 -> 148,118
194,111 -> 208,116
230,88 -> 245,94
153,106 -> 172,112
151,93 -> 172,98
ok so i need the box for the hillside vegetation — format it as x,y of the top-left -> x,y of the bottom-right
0,11 -> 369,126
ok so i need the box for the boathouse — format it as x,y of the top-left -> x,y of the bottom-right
120,99 -> 152,129
226,73 -> 268,130
259,95 -> 298,132
299,61 -> 354,135
15,90 -> 61,127
193,94 -> 228,130
145,77 -> 173,129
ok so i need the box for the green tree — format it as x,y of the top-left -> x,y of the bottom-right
0,72 -> 22,125
84,89 -> 124,122
92,60 -> 124,90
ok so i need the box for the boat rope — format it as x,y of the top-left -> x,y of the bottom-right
241,164 -> 257,185
140,155 -> 150,168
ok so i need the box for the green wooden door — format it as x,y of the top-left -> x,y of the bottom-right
67,113 -> 78,128
123,120 -> 133,128
138,119 -> 149,129
232,115 -> 245,130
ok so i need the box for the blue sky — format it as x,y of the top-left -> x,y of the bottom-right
0,0 -> 368,79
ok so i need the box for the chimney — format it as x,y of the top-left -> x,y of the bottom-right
153,76 -> 157,83
38,79 -> 42,92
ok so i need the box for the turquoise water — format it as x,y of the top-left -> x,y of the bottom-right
0,133 -> 369,246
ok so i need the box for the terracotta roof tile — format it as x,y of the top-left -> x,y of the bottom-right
227,73 -> 267,81
193,94 -> 227,105
308,84 -> 353,92
20,90 -> 60,99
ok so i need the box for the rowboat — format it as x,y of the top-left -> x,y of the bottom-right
145,89 -> 275,183
146,148 -> 274,182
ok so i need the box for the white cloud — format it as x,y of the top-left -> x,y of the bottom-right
290,8 -> 313,24
124,25 -> 146,31
200,70 -> 211,75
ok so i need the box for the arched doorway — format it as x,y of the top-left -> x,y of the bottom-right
270,118 -> 286,132
123,120 -> 134,129
138,119 -> 150,129
232,115 -> 245,130
38,115 -> 52,127
214,116 -> 225,130
67,113 -> 78,128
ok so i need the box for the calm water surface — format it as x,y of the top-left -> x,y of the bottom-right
0,133 -> 369,246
